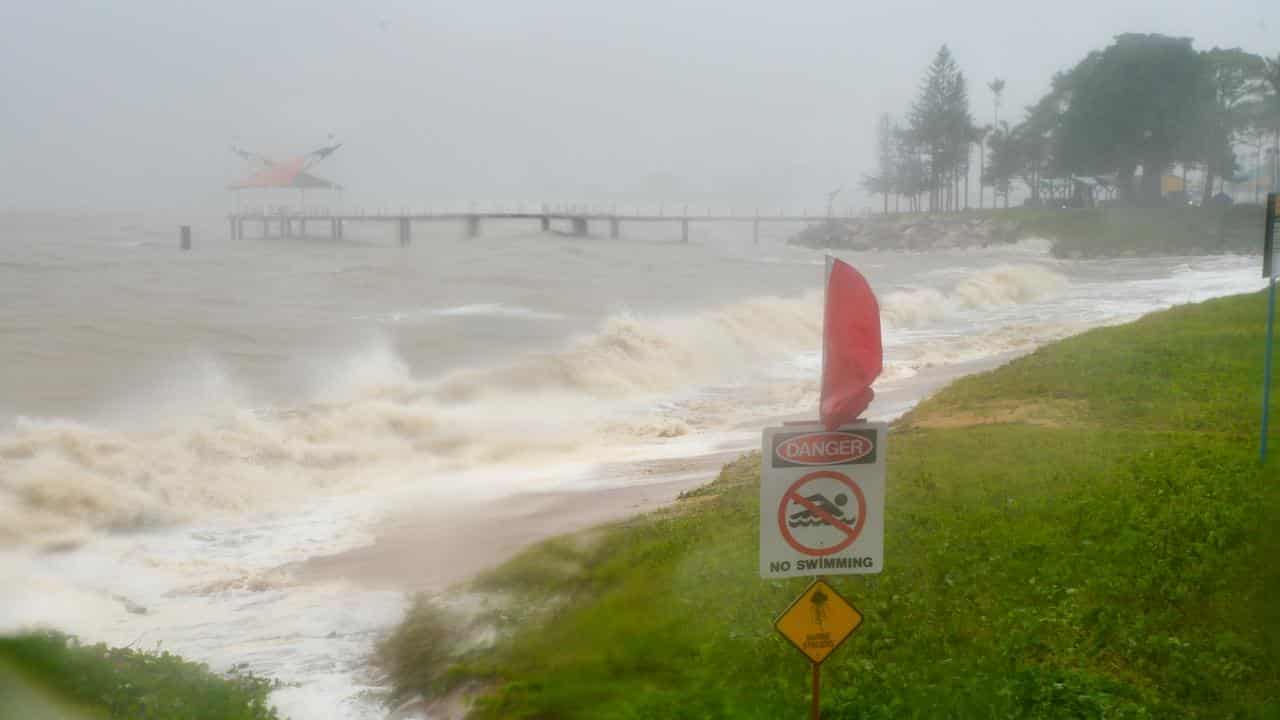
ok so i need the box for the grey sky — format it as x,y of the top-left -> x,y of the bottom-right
1,0 -> 1275,212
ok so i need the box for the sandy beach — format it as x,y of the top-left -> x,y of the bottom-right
298,451 -> 740,593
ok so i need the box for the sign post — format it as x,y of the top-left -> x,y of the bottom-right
762,422 -> 883,718
1263,193 -> 1279,463
811,661 -> 820,720
773,578 -> 864,720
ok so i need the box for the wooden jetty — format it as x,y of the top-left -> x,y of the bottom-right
226,208 -> 844,246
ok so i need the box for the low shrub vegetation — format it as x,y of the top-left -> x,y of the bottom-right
0,631 -> 279,720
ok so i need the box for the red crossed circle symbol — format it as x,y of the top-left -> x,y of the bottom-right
777,470 -> 867,556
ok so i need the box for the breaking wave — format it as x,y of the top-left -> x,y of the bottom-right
882,264 -> 1067,327
952,264 -> 1067,308
0,264 -> 1067,546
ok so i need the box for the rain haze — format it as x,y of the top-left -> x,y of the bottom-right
2,2 -> 1279,719
0,0 -> 1275,211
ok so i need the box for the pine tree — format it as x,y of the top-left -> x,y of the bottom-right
909,46 -> 975,212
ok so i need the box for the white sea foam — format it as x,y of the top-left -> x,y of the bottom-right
431,303 -> 564,320
881,264 -> 1067,328
357,303 -> 564,324
952,264 -> 1068,308
0,263 -> 1077,546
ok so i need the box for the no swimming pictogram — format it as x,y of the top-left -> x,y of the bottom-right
777,470 -> 867,556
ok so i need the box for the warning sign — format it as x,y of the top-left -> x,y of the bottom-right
760,423 -> 885,578
774,578 -> 864,664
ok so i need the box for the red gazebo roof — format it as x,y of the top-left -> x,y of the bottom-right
229,157 -> 342,190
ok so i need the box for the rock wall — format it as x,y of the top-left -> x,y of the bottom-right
788,215 -> 1025,251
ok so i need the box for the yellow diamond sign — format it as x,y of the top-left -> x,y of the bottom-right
774,579 -> 863,664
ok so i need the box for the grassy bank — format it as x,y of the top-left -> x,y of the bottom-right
0,632 -> 279,720
1008,205 -> 1263,257
382,291 -> 1280,719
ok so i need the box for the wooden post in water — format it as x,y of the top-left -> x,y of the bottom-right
540,215 -> 550,232
398,217 -> 411,246
466,215 -> 481,239
336,219 -> 344,240
610,217 -> 620,239
572,217 -> 588,236
179,225 -> 191,251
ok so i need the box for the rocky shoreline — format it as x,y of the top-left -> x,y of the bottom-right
787,215 -> 1026,251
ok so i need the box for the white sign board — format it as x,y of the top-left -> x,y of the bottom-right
759,422 -> 886,578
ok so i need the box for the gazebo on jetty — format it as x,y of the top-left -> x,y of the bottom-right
228,142 -> 343,239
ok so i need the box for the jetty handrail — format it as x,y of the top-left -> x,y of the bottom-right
224,206 -> 858,245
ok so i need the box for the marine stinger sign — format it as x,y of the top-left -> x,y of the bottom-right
774,579 -> 864,664
760,422 -> 886,578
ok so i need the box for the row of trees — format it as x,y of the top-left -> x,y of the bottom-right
864,46 -> 978,213
864,36 -> 1280,212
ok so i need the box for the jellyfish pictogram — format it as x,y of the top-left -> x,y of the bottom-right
810,588 -> 829,628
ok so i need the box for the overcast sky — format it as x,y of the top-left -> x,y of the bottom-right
1,0 -> 1275,212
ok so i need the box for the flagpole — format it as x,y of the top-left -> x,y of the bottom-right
1263,274 -> 1276,463
1264,194 -> 1278,464
824,254 -> 834,397
820,255 -> 833,427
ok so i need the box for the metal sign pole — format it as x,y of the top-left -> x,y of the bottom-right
1263,194 -> 1278,463
1263,274 -> 1276,463
810,572 -> 825,720
810,661 -> 821,720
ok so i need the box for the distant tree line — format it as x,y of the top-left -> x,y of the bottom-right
863,35 -> 1280,212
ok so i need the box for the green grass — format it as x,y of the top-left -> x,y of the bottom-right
0,631 -> 280,720
382,291 -> 1280,719
1009,205 -> 1264,257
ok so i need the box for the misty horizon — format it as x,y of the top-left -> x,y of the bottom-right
2,0 -> 1276,214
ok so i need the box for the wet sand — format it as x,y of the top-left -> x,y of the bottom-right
298,451 -> 742,592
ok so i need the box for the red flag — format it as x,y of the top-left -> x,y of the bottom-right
820,257 -> 882,430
